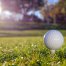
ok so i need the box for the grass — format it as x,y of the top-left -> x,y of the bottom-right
0,30 -> 65,66
0,30 -> 66,36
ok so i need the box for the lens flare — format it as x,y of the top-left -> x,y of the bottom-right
0,2 -> 2,14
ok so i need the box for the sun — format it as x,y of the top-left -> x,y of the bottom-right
0,2 -> 2,14
0,6 -> 2,14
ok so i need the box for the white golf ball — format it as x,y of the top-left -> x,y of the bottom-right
44,30 -> 64,50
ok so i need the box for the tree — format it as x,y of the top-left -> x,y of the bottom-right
58,0 -> 66,14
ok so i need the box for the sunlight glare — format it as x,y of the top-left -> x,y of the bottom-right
0,2 -> 2,14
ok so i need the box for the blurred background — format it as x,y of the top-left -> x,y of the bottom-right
0,0 -> 65,36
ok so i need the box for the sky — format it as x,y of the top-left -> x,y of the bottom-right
48,0 -> 59,4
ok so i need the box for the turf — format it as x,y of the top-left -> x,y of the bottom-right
0,30 -> 66,36
0,36 -> 66,66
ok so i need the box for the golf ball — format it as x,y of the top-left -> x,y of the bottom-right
44,30 -> 64,50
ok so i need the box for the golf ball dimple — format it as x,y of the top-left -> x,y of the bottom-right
44,30 -> 64,50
